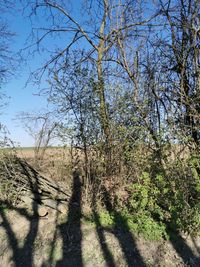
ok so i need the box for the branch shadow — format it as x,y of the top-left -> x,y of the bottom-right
92,186 -> 146,267
166,227 -> 200,267
91,191 -> 116,267
55,170 -> 83,267
45,206 -> 60,267
0,159 -> 41,267
0,156 -> 84,267
191,236 -> 200,256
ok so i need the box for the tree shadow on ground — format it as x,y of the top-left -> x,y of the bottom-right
0,157 -> 84,267
54,170 -> 83,267
166,227 -> 200,267
191,236 -> 200,256
91,192 -> 116,267
92,186 -> 146,267
1,158 -> 199,267
0,160 -> 41,267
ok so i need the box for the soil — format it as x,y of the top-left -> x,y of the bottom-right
0,200 -> 200,267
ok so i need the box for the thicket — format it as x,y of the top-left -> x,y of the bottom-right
0,0 -> 200,240
78,133 -> 200,240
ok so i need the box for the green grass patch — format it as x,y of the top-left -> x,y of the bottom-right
83,209 -> 167,241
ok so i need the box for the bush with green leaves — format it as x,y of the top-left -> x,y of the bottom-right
121,171 -> 168,240
118,150 -> 200,239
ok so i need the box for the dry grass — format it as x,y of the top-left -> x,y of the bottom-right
15,147 -> 72,182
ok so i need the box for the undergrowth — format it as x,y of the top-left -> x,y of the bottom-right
85,147 -> 200,241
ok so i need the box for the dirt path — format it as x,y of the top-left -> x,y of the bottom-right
0,163 -> 199,267
0,201 -> 200,267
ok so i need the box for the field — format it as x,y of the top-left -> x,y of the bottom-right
14,146 -> 72,181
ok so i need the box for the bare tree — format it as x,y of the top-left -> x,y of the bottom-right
0,1 -> 17,147
0,0 -> 15,83
19,111 -> 58,166
158,0 -> 200,148
22,0 -> 158,173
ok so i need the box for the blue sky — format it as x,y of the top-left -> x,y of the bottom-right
1,4 -> 49,146
1,0 -> 157,147
0,0 -> 97,147
1,0 -> 96,147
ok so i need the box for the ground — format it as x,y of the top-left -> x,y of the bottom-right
0,147 -> 199,267
0,195 -> 200,267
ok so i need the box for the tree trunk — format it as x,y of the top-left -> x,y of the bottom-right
96,0 -> 111,174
